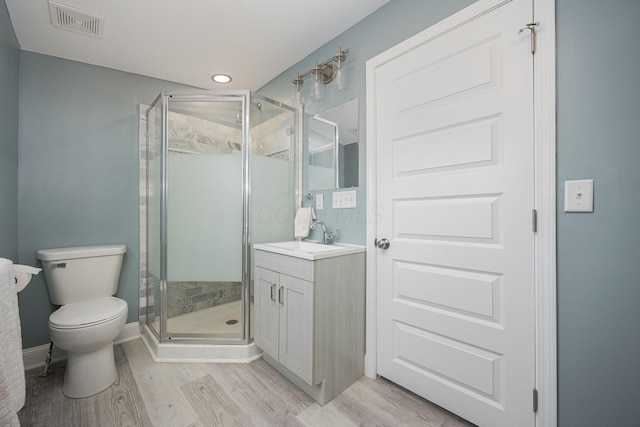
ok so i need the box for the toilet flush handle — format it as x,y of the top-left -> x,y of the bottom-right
49,263 -> 67,269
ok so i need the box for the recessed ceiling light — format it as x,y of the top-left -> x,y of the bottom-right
211,74 -> 232,83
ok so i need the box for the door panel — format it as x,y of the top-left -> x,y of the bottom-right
374,1 -> 535,426
393,261 -> 500,321
392,321 -> 502,396
279,274 -> 314,384
254,267 -> 279,359
393,116 -> 498,175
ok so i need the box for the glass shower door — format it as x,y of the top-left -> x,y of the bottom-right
164,94 -> 247,341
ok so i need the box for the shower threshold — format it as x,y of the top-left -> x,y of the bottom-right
141,302 -> 260,363
141,324 -> 261,363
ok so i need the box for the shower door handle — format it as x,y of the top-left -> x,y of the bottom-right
278,286 -> 284,305
270,284 -> 276,302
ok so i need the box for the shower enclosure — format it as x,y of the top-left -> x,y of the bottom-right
143,91 -> 296,354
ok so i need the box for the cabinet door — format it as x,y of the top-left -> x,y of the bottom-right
279,274 -> 314,385
254,267 -> 280,359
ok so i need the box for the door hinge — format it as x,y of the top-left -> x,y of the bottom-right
532,209 -> 538,233
519,22 -> 540,54
533,388 -> 539,413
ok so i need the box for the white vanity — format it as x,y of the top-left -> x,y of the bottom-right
253,241 -> 365,405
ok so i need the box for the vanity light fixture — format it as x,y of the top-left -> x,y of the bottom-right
211,74 -> 232,83
292,47 -> 349,104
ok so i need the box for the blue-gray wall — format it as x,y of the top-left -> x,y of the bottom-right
0,1 -> 20,261
18,52 -> 190,347
258,0 -> 476,245
260,0 -> 640,425
557,1 -> 640,425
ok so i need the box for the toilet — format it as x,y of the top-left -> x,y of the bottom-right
37,244 -> 128,398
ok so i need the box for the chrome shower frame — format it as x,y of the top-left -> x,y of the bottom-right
145,90 -> 297,346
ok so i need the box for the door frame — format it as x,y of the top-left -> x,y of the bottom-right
364,1 -> 557,426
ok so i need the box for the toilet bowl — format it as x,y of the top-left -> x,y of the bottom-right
48,297 -> 127,398
37,244 -> 128,398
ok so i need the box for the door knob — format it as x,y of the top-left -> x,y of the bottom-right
375,238 -> 390,249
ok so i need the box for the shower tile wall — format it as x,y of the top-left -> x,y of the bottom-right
168,110 -> 242,154
167,281 -> 241,318
251,112 -> 293,159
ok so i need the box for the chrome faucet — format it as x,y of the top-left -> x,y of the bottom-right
311,220 -> 339,244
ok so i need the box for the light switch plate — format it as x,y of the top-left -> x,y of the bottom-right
333,190 -> 357,209
316,193 -> 323,210
564,179 -> 594,212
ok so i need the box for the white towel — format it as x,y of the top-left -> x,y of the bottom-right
0,258 -> 25,427
294,207 -> 313,239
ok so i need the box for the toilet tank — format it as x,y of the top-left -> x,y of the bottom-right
37,245 -> 127,305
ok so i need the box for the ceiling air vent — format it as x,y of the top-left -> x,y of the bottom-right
49,1 -> 104,38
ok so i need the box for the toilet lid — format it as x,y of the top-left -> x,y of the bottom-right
49,297 -> 127,329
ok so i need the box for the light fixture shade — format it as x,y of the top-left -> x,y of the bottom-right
293,85 -> 303,105
292,73 -> 304,105
334,61 -> 346,91
312,67 -> 324,100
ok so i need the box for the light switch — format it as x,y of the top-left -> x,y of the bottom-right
564,179 -> 594,212
316,193 -> 324,210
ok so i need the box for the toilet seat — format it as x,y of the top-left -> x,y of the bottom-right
49,296 -> 127,329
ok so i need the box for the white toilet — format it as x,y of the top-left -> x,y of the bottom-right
37,244 -> 128,398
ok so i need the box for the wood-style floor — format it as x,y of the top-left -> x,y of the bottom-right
18,339 -> 473,426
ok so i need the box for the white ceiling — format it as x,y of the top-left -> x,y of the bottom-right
5,0 -> 389,91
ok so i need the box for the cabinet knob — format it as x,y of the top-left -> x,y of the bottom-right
270,283 -> 276,302
278,286 -> 284,305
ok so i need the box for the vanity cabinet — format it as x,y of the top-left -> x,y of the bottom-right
253,246 -> 365,405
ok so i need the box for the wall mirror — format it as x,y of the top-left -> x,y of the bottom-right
308,98 -> 359,190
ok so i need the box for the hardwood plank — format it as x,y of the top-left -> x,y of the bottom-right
121,339 -> 201,426
94,345 -> 153,427
333,376 -> 474,427
68,395 -> 97,427
209,361 -> 309,427
244,359 -> 314,412
330,380 -> 401,427
181,374 -> 253,426
18,361 -> 70,426
295,402 -> 358,427
372,377 -> 473,426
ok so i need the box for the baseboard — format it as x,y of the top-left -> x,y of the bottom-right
22,322 -> 141,371
115,322 -> 142,344
364,354 -> 376,379
22,342 -> 68,371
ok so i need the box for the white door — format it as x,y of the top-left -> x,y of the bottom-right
373,1 -> 535,426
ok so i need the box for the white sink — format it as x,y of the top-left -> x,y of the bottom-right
253,241 -> 365,260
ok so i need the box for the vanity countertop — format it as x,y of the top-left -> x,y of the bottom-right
253,241 -> 365,261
